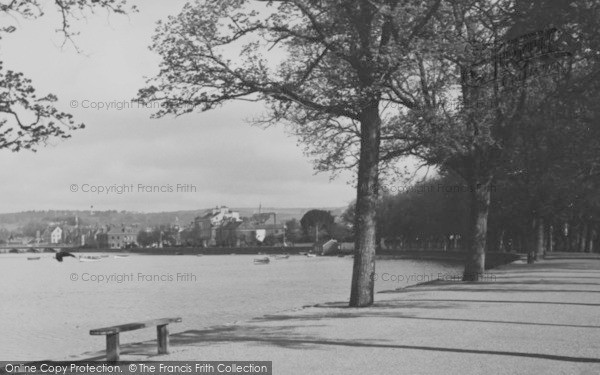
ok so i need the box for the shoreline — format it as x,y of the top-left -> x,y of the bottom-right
55,254 -> 514,361
55,253 -> 600,374
3,245 -> 521,264
6,254 -> 464,363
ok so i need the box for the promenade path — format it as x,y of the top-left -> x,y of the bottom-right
74,254 -> 600,375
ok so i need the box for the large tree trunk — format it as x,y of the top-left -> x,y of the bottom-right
585,224 -> 593,253
498,229 -> 506,253
579,224 -> 587,252
566,223 -> 572,252
547,225 -> 553,253
349,104 -> 381,307
535,217 -> 545,260
463,174 -> 492,281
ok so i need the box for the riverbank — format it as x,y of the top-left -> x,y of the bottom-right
67,254 -> 600,374
66,247 -> 521,267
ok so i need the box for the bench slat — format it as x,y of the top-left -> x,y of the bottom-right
90,317 -> 182,335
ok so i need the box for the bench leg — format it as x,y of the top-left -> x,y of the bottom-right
106,333 -> 120,362
157,324 -> 169,355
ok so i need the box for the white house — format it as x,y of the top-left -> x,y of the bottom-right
50,227 -> 63,244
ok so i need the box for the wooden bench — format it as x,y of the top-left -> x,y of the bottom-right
90,317 -> 182,361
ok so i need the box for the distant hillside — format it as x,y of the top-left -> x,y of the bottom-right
0,206 -> 346,232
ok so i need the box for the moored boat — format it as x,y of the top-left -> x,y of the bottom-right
253,257 -> 270,264
27,257 -> 41,261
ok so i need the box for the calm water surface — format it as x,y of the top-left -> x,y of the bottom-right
0,253 -> 462,360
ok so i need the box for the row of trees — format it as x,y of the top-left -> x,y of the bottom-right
342,168 -> 600,255
134,0 -> 600,306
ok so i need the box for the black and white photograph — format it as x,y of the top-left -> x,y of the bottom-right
0,1 -> 599,374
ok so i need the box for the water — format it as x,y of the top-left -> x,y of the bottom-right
0,253 -> 462,360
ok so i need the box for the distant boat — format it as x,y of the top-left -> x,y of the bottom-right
274,255 -> 290,260
306,253 -> 317,258
253,257 -> 270,264
79,256 -> 101,262
100,255 -> 110,258
114,254 -> 129,259
27,257 -> 41,261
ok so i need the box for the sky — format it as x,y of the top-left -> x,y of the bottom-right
0,0 -> 357,214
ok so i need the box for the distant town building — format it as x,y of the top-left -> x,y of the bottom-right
42,226 -> 63,244
107,226 -> 137,249
184,207 -> 286,248
188,206 -> 241,247
209,206 -> 241,226
216,212 -> 285,247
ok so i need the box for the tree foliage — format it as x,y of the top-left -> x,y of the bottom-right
300,209 -> 334,241
0,0 -> 135,151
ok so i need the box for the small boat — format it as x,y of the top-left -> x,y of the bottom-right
253,257 -> 270,264
274,255 -> 290,260
27,257 -> 41,261
79,256 -> 101,262
114,254 -> 129,259
100,254 -> 110,258
80,255 -> 101,259
306,253 -> 317,258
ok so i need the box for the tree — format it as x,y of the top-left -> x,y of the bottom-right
137,0 -> 443,306
284,219 -> 303,243
137,230 -> 159,247
343,173 -> 470,250
20,220 -> 47,238
469,0 -> 600,258
0,1 -> 134,152
298,0 -> 600,279
300,209 -> 334,243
